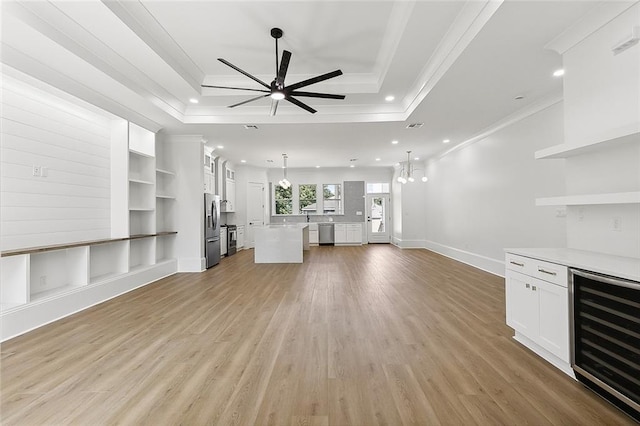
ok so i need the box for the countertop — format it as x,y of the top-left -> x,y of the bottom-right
504,248 -> 640,282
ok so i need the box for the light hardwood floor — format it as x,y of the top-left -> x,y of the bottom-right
1,245 -> 635,425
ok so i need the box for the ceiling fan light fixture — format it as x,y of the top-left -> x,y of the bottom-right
271,91 -> 285,100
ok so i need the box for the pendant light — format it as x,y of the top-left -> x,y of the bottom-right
397,150 -> 428,184
278,154 -> 291,188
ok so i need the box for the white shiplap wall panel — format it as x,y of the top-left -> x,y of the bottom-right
1,78 -> 112,250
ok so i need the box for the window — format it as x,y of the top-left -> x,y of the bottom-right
323,184 -> 342,214
299,184 -> 317,214
274,184 -> 293,215
366,182 -> 390,194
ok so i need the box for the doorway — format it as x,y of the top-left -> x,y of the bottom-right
366,194 -> 391,243
246,182 -> 265,248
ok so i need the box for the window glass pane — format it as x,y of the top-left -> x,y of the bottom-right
299,184 -> 317,214
274,185 -> 292,215
323,184 -> 342,214
366,183 -> 390,193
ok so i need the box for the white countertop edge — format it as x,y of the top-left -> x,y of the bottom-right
504,248 -> 640,282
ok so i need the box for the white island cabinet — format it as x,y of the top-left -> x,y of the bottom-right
254,224 -> 309,263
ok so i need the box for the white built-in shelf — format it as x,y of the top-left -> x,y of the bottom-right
156,168 -> 175,176
129,149 -> 154,158
535,131 -> 639,159
156,194 -> 176,199
129,207 -> 155,211
129,178 -> 154,185
536,191 -> 640,206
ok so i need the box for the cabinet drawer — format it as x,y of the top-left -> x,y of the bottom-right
505,253 -> 567,287
505,253 -> 530,273
530,258 -> 567,287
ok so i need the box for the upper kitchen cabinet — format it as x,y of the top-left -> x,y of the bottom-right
203,147 -> 215,194
215,157 -> 236,213
224,163 -> 236,213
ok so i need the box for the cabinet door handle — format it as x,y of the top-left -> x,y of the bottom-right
538,268 -> 557,276
525,283 -> 530,289
532,286 -> 537,291
510,261 -> 525,267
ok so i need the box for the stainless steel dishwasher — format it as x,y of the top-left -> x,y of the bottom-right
318,223 -> 335,246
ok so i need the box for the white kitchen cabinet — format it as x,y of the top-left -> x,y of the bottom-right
346,224 -> 362,244
308,223 -> 318,245
220,227 -> 228,256
505,253 -> 570,368
237,225 -> 245,250
335,223 -> 362,245
334,224 -> 347,244
224,179 -> 236,212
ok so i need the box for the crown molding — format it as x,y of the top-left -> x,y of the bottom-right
545,1 -> 638,54
436,93 -> 563,160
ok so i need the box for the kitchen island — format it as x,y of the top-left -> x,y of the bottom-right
254,224 -> 310,263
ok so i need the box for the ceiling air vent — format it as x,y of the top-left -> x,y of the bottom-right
244,124 -> 259,130
406,123 -> 424,129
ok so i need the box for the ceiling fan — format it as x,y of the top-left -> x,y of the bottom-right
201,27 -> 345,115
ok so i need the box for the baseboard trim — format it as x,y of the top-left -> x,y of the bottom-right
178,257 -> 205,272
1,261 -> 176,341
423,240 -> 504,277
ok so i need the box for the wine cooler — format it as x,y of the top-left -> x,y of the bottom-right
570,269 -> 639,421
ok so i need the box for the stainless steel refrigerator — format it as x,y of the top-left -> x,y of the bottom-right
205,194 -> 221,268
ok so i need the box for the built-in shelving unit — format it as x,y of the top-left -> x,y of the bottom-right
535,131 -> 639,160
0,122 -> 179,341
536,130 -> 640,209
536,191 -> 640,206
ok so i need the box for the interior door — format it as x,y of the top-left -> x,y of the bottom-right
246,182 -> 265,248
366,194 -> 391,243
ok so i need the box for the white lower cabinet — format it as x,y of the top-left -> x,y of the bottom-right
335,223 -> 362,245
237,225 -> 245,250
308,223 -> 319,245
505,253 -> 570,370
221,227 -> 228,256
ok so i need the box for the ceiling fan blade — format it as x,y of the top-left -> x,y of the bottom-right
276,50 -> 291,86
218,58 -> 271,89
270,99 -> 279,116
201,84 -> 269,93
228,94 -> 270,108
289,90 -> 345,100
286,69 -> 343,91
285,96 -> 317,114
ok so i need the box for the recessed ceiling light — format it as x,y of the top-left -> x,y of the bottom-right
375,158 -> 381,161
414,157 -> 420,160
350,164 -> 355,168
385,95 -> 395,102
443,139 -> 450,144
553,69 -> 565,77
240,160 -> 247,163
391,140 -> 399,145
315,165 -> 320,168
189,98 -> 199,104
217,145 -> 224,149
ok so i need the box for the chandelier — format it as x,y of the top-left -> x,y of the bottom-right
397,151 -> 427,184
278,154 -> 291,188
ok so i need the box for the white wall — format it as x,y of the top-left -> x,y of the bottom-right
161,134 -> 205,272
227,164 -> 269,227
266,166 -> 393,186
423,103 -> 567,275
1,72 -> 113,250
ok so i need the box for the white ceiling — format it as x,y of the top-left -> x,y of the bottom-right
1,0 -> 605,169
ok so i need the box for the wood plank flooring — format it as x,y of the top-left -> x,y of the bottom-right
1,245 -> 635,425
